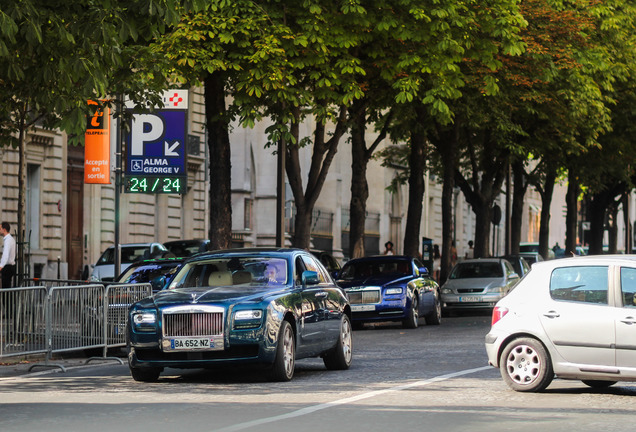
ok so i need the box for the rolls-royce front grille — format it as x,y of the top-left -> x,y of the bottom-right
163,312 -> 224,337
347,290 -> 381,304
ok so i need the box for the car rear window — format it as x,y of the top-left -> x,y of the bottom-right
550,266 -> 608,304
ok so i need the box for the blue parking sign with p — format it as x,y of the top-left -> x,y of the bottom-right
124,90 -> 188,193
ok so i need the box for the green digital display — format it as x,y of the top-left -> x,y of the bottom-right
124,176 -> 185,194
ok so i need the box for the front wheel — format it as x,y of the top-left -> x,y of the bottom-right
402,295 -> 419,329
323,314 -> 353,370
500,337 -> 553,392
129,366 -> 162,382
270,320 -> 295,382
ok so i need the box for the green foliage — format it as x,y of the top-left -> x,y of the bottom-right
0,0 -> 206,146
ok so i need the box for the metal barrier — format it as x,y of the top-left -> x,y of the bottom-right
0,283 -> 152,372
0,286 -> 48,358
21,279 -> 90,288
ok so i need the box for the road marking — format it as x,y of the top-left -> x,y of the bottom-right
214,365 -> 491,432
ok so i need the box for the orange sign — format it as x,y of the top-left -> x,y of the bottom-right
84,100 -> 111,184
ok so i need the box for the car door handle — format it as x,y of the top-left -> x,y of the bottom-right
620,316 -> 636,325
315,291 -> 329,298
543,311 -> 560,319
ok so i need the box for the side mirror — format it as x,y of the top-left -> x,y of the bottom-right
331,270 -> 339,279
418,267 -> 429,276
151,275 -> 167,291
302,270 -> 320,286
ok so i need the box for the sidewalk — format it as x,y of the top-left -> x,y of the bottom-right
0,352 -> 125,378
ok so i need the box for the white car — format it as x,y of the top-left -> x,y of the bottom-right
90,243 -> 168,282
485,255 -> 636,392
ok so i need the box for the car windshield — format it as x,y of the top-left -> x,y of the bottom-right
339,259 -> 412,280
450,262 -> 503,279
117,262 -> 182,284
169,257 -> 289,288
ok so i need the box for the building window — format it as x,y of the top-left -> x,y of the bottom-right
244,198 -> 253,230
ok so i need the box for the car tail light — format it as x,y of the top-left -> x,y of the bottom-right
491,306 -> 508,326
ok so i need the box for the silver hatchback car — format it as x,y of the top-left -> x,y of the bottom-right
486,256 -> 636,392
441,258 -> 520,313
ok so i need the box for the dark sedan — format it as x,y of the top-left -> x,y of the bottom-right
127,248 -> 353,382
336,255 -> 441,329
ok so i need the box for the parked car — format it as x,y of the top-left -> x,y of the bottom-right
519,242 -> 555,259
486,255 -> 636,392
164,239 -> 210,258
311,250 -> 341,277
115,257 -> 186,292
441,258 -> 520,313
499,255 -> 531,278
127,248 -> 352,382
519,252 -> 544,266
90,243 -> 168,282
336,255 -> 441,329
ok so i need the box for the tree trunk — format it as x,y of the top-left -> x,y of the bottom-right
432,124 -> 459,283
623,193 -> 632,253
565,169 -> 581,255
292,202 -> 313,250
349,102 -> 368,259
510,161 -> 528,256
538,169 -> 556,260
607,203 -> 618,254
205,72 -> 232,250
472,199 -> 493,257
15,103 -> 28,285
403,117 -> 426,258
286,106 -> 347,249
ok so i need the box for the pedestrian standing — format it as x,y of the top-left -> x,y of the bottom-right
0,221 -> 16,289
450,241 -> 458,268
465,240 -> 474,259
433,244 -> 441,281
383,241 -> 394,255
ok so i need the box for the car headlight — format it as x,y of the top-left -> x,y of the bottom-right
385,287 -> 403,295
488,286 -> 505,293
233,309 -> 263,330
442,288 -> 453,294
131,312 -> 156,331
234,310 -> 263,320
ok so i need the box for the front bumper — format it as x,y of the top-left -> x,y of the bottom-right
442,292 -> 503,310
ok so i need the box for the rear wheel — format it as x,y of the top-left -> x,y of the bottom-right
424,291 -> 442,325
500,337 -> 553,392
323,314 -> 353,370
582,380 -> 617,389
402,296 -> 419,329
270,320 -> 295,381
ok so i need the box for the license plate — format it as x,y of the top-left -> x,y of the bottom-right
351,304 -> 376,312
163,337 -> 220,351
459,296 -> 481,302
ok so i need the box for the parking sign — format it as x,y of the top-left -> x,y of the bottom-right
124,90 -> 188,194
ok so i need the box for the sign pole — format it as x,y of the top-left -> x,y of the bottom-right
114,96 -> 124,278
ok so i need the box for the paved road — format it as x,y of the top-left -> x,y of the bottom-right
1,313 -> 635,432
